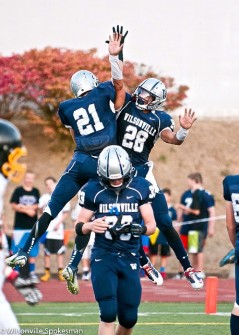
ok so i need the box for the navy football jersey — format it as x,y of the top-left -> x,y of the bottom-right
58,81 -> 117,156
180,189 -> 215,235
116,93 -> 175,165
223,175 -> 239,234
78,176 -> 155,253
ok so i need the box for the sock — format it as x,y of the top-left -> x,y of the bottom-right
18,260 -> 30,279
22,213 -> 53,253
163,228 -> 191,271
139,242 -> 149,267
230,314 -> 239,335
160,267 -> 165,272
69,235 -> 90,268
29,263 -> 35,273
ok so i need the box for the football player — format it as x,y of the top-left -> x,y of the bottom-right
5,28 -> 127,275
223,175 -> 239,335
74,145 -> 156,335
115,74 -> 203,290
0,119 -> 41,329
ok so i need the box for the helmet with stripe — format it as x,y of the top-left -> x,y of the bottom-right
97,145 -> 133,191
133,78 -> 167,111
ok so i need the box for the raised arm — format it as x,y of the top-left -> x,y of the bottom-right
108,26 -> 127,111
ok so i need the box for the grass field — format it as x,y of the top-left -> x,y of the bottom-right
12,301 -> 232,335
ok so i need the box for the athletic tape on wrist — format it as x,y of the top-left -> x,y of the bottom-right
109,55 -> 123,80
75,222 -> 84,236
176,127 -> 189,141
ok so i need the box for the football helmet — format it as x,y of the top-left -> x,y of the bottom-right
70,70 -> 99,97
132,78 -> 167,111
0,119 -> 27,182
97,145 -> 133,191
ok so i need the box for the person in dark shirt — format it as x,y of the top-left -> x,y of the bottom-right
10,170 -> 40,282
176,172 -> 215,279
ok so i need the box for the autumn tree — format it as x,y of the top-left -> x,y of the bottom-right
0,47 -> 188,141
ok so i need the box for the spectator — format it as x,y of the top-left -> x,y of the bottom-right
176,173 -> 215,279
39,177 -> 70,282
10,170 -> 40,283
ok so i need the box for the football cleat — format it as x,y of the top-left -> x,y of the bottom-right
62,265 -> 79,295
13,277 -> 43,306
184,267 -> 204,290
219,249 -> 235,267
142,259 -> 163,286
5,249 -> 28,268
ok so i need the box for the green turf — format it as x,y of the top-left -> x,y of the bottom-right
11,302 -> 232,335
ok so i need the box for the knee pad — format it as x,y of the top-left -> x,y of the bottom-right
118,314 -> 137,329
99,301 -> 117,323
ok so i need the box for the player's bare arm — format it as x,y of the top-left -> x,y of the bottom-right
75,207 -> 108,234
161,108 -> 197,145
140,203 -> 156,235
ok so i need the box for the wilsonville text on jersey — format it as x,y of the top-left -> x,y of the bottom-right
99,202 -> 139,213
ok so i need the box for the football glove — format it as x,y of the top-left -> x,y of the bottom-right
130,223 -> 147,238
108,215 -> 131,239
105,25 -> 128,61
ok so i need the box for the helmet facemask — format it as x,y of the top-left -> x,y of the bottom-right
133,78 -> 167,111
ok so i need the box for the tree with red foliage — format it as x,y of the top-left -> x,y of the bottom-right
0,47 -> 188,141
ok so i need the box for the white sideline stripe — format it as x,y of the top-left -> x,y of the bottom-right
19,322 -> 229,326
6,215 -> 227,233
16,311 -> 231,317
174,215 -> 226,227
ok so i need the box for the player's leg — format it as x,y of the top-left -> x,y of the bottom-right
173,234 -> 188,279
159,244 -> 171,279
91,252 -> 118,335
62,234 -> 90,294
230,254 -> 239,335
0,251 -> 20,330
138,239 -> 163,286
6,159 -> 82,268
152,191 -> 203,290
116,253 -> 141,335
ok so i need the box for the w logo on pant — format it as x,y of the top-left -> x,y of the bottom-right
130,263 -> 137,270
